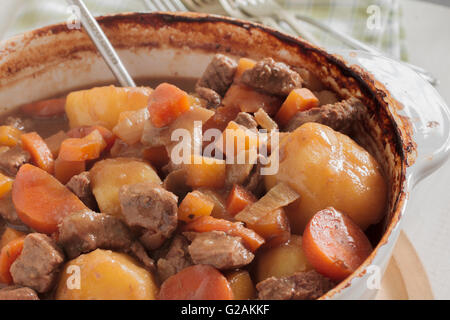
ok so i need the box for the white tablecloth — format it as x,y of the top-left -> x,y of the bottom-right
401,0 -> 450,300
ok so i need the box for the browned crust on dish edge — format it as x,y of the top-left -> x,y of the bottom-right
0,12 -> 414,299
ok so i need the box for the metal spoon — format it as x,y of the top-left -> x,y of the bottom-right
66,0 -> 136,87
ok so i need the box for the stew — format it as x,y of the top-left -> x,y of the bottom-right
0,54 -> 387,300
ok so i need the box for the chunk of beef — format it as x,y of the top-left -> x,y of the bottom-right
10,233 -> 64,293
234,112 -> 257,130
315,90 -> 339,106
66,171 -> 97,210
0,286 -> 39,300
0,191 -> 23,226
241,58 -> 302,96
196,87 -> 221,109
256,270 -> 334,300
110,139 -> 145,158
57,211 -> 154,270
119,182 -> 178,250
185,231 -> 254,270
156,235 -> 193,282
197,54 -> 237,96
0,146 -> 30,176
140,121 -> 171,148
285,97 -> 365,133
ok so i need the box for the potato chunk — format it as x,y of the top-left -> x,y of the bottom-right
90,158 -> 161,218
265,122 -> 387,233
65,86 -> 152,130
255,235 -> 312,283
55,249 -> 158,300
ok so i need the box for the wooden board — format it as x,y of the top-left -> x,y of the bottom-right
375,231 -> 434,300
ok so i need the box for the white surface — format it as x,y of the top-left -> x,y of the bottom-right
401,0 -> 450,300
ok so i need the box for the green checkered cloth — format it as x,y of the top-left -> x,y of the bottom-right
0,0 -> 407,60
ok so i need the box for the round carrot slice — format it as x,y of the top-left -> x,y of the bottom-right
159,265 -> 234,300
0,236 -> 25,284
12,164 -> 89,234
302,207 -> 373,281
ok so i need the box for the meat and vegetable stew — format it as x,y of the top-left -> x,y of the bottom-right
0,54 -> 387,300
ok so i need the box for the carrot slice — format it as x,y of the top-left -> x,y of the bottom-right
226,185 -> 256,216
67,125 -> 116,150
21,132 -> 55,173
12,164 -> 88,234
302,207 -> 373,281
0,126 -> 22,147
183,216 -> 264,252
0,173 -> 13,199
148,83 -> 190,128
0,237 -> 25,284
0,227 -> 25,250
58,130 -> 106,162
21,97 -> 66,118
178,191 -> 215,222
275,88 -> 319,126
159,264 -> 233,300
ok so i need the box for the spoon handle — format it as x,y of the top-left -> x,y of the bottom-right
66,0 -> 136,87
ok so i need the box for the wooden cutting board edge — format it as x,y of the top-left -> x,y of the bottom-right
375,231 -> 434,300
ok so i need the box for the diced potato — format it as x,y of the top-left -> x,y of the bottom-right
90,158 -> 161,218
216,121 -> 259,157
234,57 -> 256,81
113,108 -> 150,145
55,249 -> 158,300
265,123 -> 387,233
255,235 -> 312,283
65,86 -> 152,130
178,190 -> 214,222
0,173 -> 13,199
0,126 -> 21,147
226,270 -> 256,300
184,155 -> 226,189
0,227 -> 25,250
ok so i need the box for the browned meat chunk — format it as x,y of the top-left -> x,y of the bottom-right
58,211 -> 134,259
66,171 -> 97,210
156,235 -> 193,282
57,211 -> 154,270
315,90 -> 339,106
10,233 -> 65,293
0,146 -> 30,176
0,191 -> 23,226
196,87 -> 221,109
234,112 -> 257,130
241,58 -> 302,96
256,270 -> 334,300
197,54 -> 237,96
0,286 -> 39,300
285,97 -> 365,133
186,231 -> 254,270
244,155 -> 267,197
119,182 -> 178,250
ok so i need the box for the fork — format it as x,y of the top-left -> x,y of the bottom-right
233,0 -> 437,85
